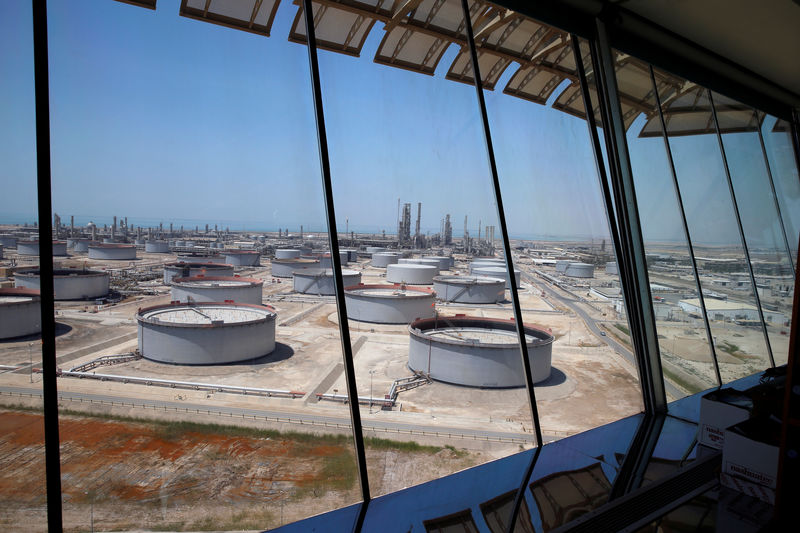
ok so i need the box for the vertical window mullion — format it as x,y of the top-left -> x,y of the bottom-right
650,67 -> 722,389
708,89 -> 776,368
301,1 -> 371,530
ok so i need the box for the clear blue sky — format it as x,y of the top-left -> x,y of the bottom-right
0,0 -> 796,249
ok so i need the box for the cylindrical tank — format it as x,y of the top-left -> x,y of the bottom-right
408,316 -> 553,388
605,261 -> 618,275
175,240 -> 186,248
137,302 -> 277,365
471,266 -> 522,289
565,262 -> 595,278
134,238 -> 146,245
88,243 -> 137,260
163,262 -> 235,284
145,240 -> 171,253
270,258 -> 321,278
555,260 -> 570,272
170,276 -> 263,305
15,268 -> 109,300
319,251 -> 349,268
275,249 -> 302,260
72,239 -> 91,253
423,256 -> 452,271
371,252 -> 399,268
0,288 -> 41,339
176,253 -> 226,264
345,284 -> 435,324
224,250 -> 261,266
293,268 -> 361,295
366,246 -> 387,254
433,275 -> 506,303
386,264 -> 437,285
399,258 -> 442,271
341,249 -> 358,262
0,235 -> 17,248
468,259 -> 505,273
16,240 -> 68,256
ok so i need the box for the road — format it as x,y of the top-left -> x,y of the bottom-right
521,270 -> 684,399
0,384 -> 554,444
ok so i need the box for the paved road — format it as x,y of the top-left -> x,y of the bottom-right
0,384 -> 552,444
521,270 -> 683,399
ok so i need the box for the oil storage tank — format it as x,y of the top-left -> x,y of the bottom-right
366,246 -> 387,254
565,262 -> 595,278
171,276 -> 263,305
88,243 -> 137,260
320,251 -> 349,268
408,316 -> 553,388
72,239 -> 91,253
468,259 -> 505,273
555,260 -> 570,272
0,288 -> 41,339
399,258 -> 442,271
15,268 -> 109,300
224,250 -> 261,267
387,264 -> 437,285
137,302 -> 277,365
17,240 -> 68,256
293,268 -> 361,295
145,240 -> 170,253
371,252 -> 399,268
163,262 -> 235,284
605,261 -> 618,275
423,256 -> 452,270
270,258 -> 321,278
275,249 -> 302,260
433,275 -> 505,303
345,284 -> 435,324
471,265 -> 521,289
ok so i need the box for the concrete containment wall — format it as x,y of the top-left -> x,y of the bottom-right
137,302 -> 277,365
408,316 -> 553,388
345,284 -> 435,324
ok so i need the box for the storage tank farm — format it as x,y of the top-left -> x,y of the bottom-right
270,258 -> 321,278
16,240 -> 68,256
345,284 -> 436,324
15,268 -> 110,300
136,302 -> 277,365
223,250 -> 261,267
170,276 -> 264,305
275,249 -> 301,260
0,288 -> 41,339
293,268 -> 361,295
470,264 -> 522,289
433,275 -> 506,303
145,240 -> 170,253
386,263 -> 437,285
163,262 -> 235,284
408,316 -> 554,388
371,252 -> 400,267
565,262 -> 595,278
88,243 -> 137,260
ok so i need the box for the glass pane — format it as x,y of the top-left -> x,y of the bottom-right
610,54 -> 720,401
483,20 -> 643,440
651,70 -> 773,385
47,1 -> 360,529
713,93 -> 794,366
312,0 -> 536,498
0,2 -> 48,530
761,114 -> 800,261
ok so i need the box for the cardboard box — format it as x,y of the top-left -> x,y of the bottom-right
722,416 -> 780,490
719,473 -> 775,505
699,388 -> 753,449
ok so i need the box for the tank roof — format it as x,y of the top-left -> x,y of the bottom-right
433,275 -> 505,285
344,283 -> 434,298
409,316 -> 554,347
16,268 -> 108,278
293,268 -> 359,277
165,261 -> 233,268
137,302 -> 276,326
88,243 -> 135,249
0,287 -> 40,303
171,276 -> 262,287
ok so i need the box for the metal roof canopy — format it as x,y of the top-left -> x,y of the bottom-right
180,0 -> 281,37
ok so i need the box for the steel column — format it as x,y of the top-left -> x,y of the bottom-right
708,89 -> 775,368
32,0 -> 63,529
650,66 -> 722,389
302,1 -> 370,529
592,18 -> 666,412
460,1 -> 542,531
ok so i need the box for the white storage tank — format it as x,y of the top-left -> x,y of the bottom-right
137,302 -> 277,365
0,288 -> 41,339
16,240 -> 68,256
468,259 -> 505,273
565,262 -> 595,278
270,258 -> 321,278
72,239 -> 91,253
555,260 -> 570,272
319,251 -> 349,268
163,262 -> 235,284
88,243 -> 137,260
605,261 -> 618,275
224,250 -> 261,266
145,240 -> 170,253
433,275 -> 506,303
15,268 -> 109,300
423,256 -> 452,271
399,258 -> 442,271
171,276 -> 263,305
371,252 -> 400,268
366,246 -> 387,254
386,263 -> 437,285
408,316 -> 554,388
293,268 -> 361,295
275,249 -> 302,260
471,265 -> 522,289
345,284 -> 435,324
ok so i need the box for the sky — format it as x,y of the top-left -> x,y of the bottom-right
0,0 -> 797,248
